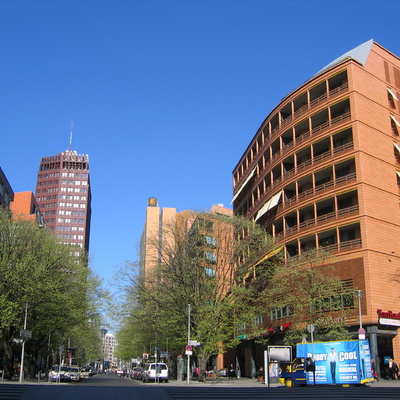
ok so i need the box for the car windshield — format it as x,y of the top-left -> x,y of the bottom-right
150,364 -> 167,370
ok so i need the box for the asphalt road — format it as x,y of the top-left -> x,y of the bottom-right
1,373 -> 400,400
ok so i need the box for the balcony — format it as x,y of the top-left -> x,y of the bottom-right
275,205 -> 359,241
233,83 -> 349,190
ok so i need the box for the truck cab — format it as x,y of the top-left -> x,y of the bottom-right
279,358 -> 307,387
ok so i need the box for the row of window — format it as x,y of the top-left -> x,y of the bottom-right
43,210 -> 85,216
59,195 -> 86,200
38,172 -> 88,179
271,189 -> 358,238
57,218 -> 85,224
56,234 -> 84,240
57,226 -> 85,231
36,187 -> 88,196
59,202 -> 86,208
270,292 -> 354,321
235,128 -> 354,215
234,71 -> 349,185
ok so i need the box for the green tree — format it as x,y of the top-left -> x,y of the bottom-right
115,211 -> 279,381
265,249 -> 354,345
0,207 -> 105,378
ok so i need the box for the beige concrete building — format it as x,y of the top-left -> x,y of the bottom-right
232,40 -> 400,376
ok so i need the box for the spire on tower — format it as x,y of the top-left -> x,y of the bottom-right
69,121 -> 74,151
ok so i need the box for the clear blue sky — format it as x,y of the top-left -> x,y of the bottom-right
1,0 -> 399,290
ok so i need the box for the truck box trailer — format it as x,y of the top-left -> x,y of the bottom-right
279,339 -> 374,387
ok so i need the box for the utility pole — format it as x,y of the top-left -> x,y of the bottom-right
19,302 -> 28,383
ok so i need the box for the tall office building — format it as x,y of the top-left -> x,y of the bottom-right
35,150 -> 91,253
232,40 -> 400,373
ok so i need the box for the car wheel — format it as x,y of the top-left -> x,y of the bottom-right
285,378 -> 295,388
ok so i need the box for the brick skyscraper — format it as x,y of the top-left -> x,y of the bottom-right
35,150 -> 91,254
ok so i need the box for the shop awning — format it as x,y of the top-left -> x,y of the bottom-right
231,168 -> 256,204
391,115 -> 400,128
242,245 -> 284,281
255,190 -> 282,221
388,88 -> 399,102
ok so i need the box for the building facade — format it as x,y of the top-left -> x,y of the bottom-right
10,191 -> 44,225
140,199 -> 233,371
232,40 -> 400,375
0,166 -> 14,208
35,150 -> 92,253
102,332 -> 118,368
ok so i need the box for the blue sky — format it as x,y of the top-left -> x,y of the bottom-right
2,0 -> 400,296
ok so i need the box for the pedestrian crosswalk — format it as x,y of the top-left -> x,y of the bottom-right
163,385 -> 400,399
0,384 -> 29,400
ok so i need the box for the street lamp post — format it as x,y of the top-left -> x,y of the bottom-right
187,304 -> 191,385
357,290 -> 365,339
19,302 -> 28,383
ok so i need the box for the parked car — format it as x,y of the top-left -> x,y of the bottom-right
80,366 -> 92,379
142,363 -> 168,383
66,366 -> 81,381
49,365 -> 70,382
217,368 -> 229,377
131,367 -> 144,380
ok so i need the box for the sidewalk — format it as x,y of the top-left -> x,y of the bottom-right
163,376 -> 400,388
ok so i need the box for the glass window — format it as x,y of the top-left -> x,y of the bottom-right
205,236 -> 217,246
204,267 -> 216,277
205,251 -> 217,263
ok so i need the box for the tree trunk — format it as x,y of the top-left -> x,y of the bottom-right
197,356 -> 208,382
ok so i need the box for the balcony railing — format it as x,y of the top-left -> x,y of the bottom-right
283,237 -> 362,262
233,83 -> 349,189
274,205 -> 359,240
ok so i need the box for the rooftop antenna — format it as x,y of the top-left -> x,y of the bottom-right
69,120 -> 74,151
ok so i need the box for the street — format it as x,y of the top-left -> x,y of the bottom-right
1,373 -> 400,400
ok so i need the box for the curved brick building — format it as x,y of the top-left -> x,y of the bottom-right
232,40 -> 400,375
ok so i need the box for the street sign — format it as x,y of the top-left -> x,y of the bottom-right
20,329 -> 32,339
160,352 -> 167,358
185,350 -> 193,356
268,346 -> 292,362
186,345 -> 192,351
143,353 -> 149,359
189,340 -> 200,346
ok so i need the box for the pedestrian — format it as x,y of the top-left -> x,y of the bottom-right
229,364 -> 236,379
389,359 -> 394,380
393,360 -> 399,380
371,359 -> 378,380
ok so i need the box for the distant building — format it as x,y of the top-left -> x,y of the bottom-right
140,199 -> 233,370
0,166 -> 14,208
102,332 -> 118,368
232,40 -> 400,376
10,191 -> 44,225
35,150 -> 92,253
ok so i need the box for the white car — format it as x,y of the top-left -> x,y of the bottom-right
142,363 -> 168,383
66,366 -> 81,381
49,365 -> 69,382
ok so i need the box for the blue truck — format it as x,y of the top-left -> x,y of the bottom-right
279,339 -> 375,387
